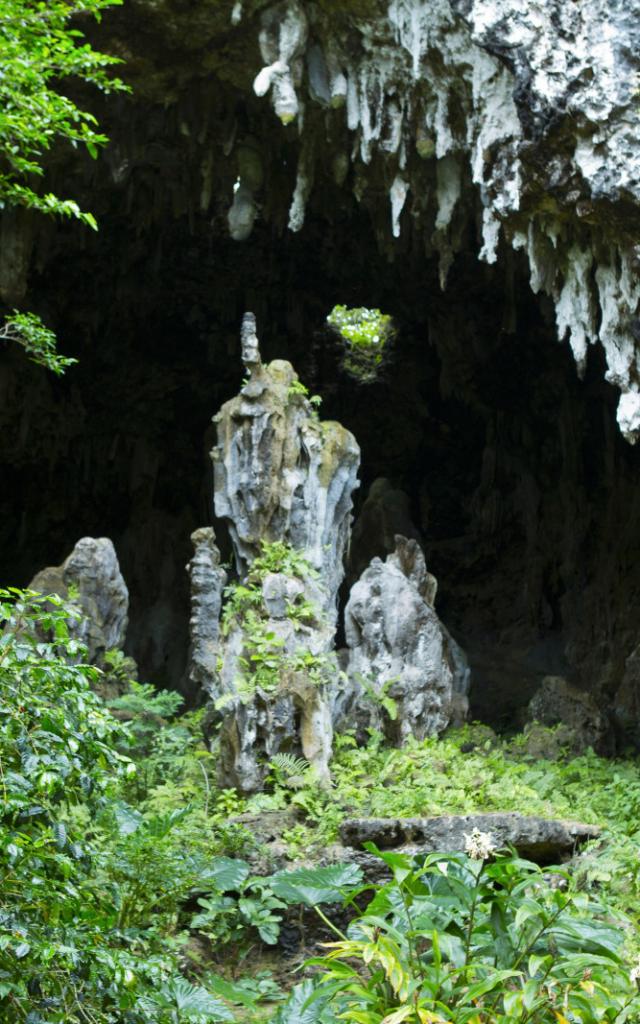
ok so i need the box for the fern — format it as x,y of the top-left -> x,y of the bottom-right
270,753 -> 310,778
356,672 -> 399,721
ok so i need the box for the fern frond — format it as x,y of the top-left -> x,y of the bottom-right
270,753 -> 310,778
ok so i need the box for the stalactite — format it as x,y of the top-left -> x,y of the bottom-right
245,0 -> 640,441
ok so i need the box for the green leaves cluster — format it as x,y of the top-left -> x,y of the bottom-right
0,0 -> 127,375
327,304 -> 394,383
276,847 -> 640,1023
0,588 -> 242,1022
0,310 -> 78,373
219,541 -> 332,703
0,588 -> 133,1019
0,0 -> 126,224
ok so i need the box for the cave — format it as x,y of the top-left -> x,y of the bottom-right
2,0 -> 640,738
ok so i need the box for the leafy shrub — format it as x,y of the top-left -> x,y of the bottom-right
191,857 -> 286,949
0,588 -> 132,1018
0,588 -> 235,1022
275,842 -> 640,1023
0,0 -> 128,374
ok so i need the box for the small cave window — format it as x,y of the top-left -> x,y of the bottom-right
326,304 -> 395,383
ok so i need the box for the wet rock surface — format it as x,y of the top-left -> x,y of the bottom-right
340,812 -> 601,869
29,537 -> 128,663
199,316 -> 359,792
526,675 -> 615,756
341,536 -> 469,742
185,527 -> 227,695
212,313 -> 360,618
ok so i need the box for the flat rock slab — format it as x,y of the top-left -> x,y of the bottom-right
339,813 -> 600,868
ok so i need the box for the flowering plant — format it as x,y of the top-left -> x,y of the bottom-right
275,842 -> 640,1023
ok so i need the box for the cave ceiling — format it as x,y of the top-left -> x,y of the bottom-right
2,0 -> 640,730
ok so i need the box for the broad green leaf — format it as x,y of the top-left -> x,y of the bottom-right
273,979 -> 327,1023
268,863 -> 363,906
201,856 -> 251,892
114,804 -> 143,836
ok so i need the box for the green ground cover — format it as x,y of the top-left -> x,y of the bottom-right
2,589 -> 639,1022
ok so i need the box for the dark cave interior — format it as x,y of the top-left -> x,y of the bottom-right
2,66 -> 640,733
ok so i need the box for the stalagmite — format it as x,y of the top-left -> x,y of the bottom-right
29,537 -> 129,663
212,313 -> 360,617
196,313 -> 360,792
341,536 -> 469,742
185,527 -> 227,696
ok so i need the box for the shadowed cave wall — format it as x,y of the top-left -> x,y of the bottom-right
2,197 -> 640,729
2,6 -> 640,732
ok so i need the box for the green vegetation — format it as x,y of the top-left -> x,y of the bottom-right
276,847 -> 640,1023
0,588 -> 234,1022
0,311 -> 77,374
0,0 -> 125,222
218,541 -> 334,704
2,588 -> 640,1022
0,0 -> 126,371
287,378 -> 323,410
327,304 -> 394,382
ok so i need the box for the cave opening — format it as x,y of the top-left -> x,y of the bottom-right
2,183 -> 640,733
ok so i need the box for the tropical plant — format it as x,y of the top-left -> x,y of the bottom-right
0,0 -> 127,371
0,588 -> 239,1022
0,310 -> 77,373
287,377 -> 323,409
0,0 -> 125,221
275,842 -> 640,1023
0,588 -> 134,1019
135,978 -> 234,1023
191,857 -> 286,950
219,541 -> 333,703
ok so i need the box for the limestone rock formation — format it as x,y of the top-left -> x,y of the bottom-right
241,0 -> 640,441
341,536 -> 469,742
526,675 -> 614,756
197,313 -> 359,791
217,673 -> 333,795
185,527 -> 227,695
613,646 -> 640,745
212,312 -> 360,618
348,477 -> 423,585
209,552 -> 336,792
339,812 -> 600,873
29,537 -> 128,663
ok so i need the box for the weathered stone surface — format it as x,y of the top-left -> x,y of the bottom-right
29,537 -> 128,662
614,646 -> 640,745
212,313 -> 360,619
185,527 -> 227,694
238,0 -> 640,441
340,812 -> 600,869
218,673 -> 333,794
349,478 -> 424,585
341,536 -> 469,742
210,554 -> 335,792
526,676 -> 614,756
201,314 -> 359,791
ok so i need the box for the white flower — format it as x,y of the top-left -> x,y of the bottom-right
464,827 -> 496,860
630,958 -> 640,985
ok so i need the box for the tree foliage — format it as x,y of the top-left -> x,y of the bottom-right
0,0 -> 126,371
0,0 -> 126,223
